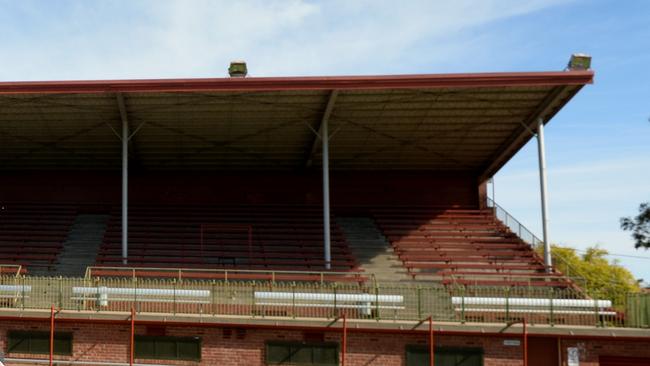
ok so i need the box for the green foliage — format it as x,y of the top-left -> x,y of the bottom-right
621,202 -> 650,249
538,245 -> 640,307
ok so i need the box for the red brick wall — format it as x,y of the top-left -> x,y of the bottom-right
560,338 -> 650,366
1,320 -> 648,365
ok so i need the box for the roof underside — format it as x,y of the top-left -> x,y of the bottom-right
0,71 -> 593,179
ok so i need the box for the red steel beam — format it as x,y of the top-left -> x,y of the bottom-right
0,71 -> 594,95
130,307 -> 136,366
49,306 -> 55,366
342,314 -> 347,366
523,318 -> 528,366
429,317 -> 435,366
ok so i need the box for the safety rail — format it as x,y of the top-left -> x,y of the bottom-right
442,272 -> 572,289
0,275 -> 641,328
0,264 -> 23,277
85,266 -> 370,284
487,198 -> 589,290
626,292 -> 650,328
487,198 -> 541,247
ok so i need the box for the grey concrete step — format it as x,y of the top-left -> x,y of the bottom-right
53,214 -> 109,277
337,217 -> 411,282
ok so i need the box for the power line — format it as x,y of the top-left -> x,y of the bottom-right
573,248 -> 650,261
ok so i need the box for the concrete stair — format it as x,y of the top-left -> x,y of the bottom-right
52,214 -> 109,277
336,217 -> 411,283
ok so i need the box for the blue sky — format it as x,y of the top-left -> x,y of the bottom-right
1,1 -> 649,279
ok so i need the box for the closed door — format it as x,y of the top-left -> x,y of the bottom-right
528,337 -> 558,366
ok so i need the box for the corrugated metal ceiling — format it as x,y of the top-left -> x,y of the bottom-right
0,72 -> 592,176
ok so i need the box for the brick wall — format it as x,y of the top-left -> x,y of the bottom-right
560,338 -> 650,365
0,320 -> 648,365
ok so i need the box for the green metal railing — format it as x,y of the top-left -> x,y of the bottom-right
84,266 -> 369,284
487,198 -> 590,290
625,293 -> 650,328
0,275 -> 644,328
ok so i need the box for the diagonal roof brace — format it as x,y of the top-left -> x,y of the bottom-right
305,90 -> 339,168
477,85 -> 581,182
115,93 -> 145,169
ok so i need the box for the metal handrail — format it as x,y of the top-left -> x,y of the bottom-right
85,266 -> 370,283
486,198 -> 589,290
0,264 -> 23,278
0,274 -> 632,328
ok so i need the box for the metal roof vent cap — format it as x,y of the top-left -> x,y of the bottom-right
228,60 -> 248,77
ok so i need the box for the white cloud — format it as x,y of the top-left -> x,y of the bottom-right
495,152 -> 650,280
0,0 -> 570,80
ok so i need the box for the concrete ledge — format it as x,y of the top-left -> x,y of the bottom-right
1,308 -> 649,339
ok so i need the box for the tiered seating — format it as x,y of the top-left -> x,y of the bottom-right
97,205 -> 359,273
373,207 -> 570,287
0,203 -> 76,271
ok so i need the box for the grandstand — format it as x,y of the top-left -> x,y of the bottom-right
0,56 -> 649,366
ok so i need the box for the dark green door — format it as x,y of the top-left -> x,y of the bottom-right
406,346 -> 483,366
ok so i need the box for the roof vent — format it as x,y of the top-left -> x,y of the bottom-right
567,53 -> 592,71
228,61 -> 248,77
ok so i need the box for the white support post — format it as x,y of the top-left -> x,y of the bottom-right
122,115 -> 128,265
490,177 -> 495,204
322,117 -> 332,270
536,118 -> 551,272
117,94 -> 129,265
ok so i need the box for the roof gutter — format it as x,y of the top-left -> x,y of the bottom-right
0,71 -> 594,95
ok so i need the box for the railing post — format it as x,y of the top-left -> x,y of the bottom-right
594,299 -> 603,327
549,288 -> 555,326
21,276 -> 26,310
95,278 -> 101,311
173,279 -> 177,315
133,277 -> 138,313
374,285 -> 380,320
417,286 -> 422,320
58,277 -> 63,310
460,286 -> 466,324
333,283 -> 338,318
211,280 -> 217,316
251,281 -> 257,317
291,282 -> 296,319
505,287 -> 511,323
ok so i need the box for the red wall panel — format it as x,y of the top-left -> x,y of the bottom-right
0,171 -> 478,209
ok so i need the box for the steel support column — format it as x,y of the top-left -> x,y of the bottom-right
429,316 -> 434,366
342,314 -> 347,366
130,307 -> 136,366
523,318 -> 528,366
117,94 -> 129,265
322,110 -> 331,270
49,306 -> 55,366
536,118 -> 552,271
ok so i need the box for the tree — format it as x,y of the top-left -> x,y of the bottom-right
621,202 -> 650,249
540,245 -> 640,307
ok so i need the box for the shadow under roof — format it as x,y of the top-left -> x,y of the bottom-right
0,71 -> 593,180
